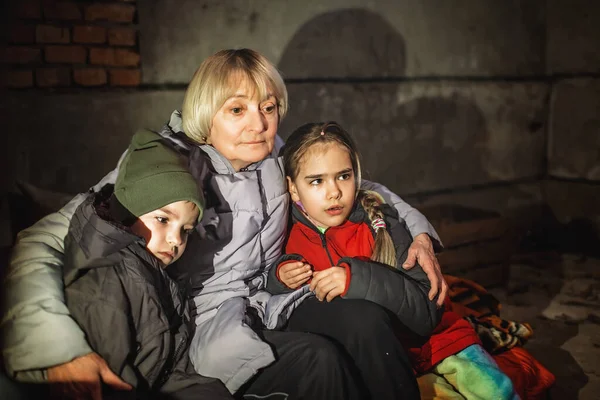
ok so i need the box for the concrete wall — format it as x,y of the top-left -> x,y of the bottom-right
545,0 -> 600,224
2,0 -> 599,224
139,0 -> 545,83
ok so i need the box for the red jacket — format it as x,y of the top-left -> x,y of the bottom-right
268,202 -> 479,374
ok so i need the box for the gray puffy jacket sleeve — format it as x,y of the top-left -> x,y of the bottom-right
1,161 -> 123,382
341,206 -> 443,337
360,180 -> 443,251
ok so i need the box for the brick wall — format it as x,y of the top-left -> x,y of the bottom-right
1,0 -> 140,88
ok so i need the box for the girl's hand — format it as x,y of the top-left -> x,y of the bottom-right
403,233 -> 448,307
279,261 -> 313,289
310,267 -> 347,302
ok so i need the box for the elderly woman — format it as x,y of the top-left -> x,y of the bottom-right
2,49 -> 446,400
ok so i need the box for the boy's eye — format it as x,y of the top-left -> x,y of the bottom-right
156,216 -> 168,224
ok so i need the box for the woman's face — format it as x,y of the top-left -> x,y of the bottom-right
209,77 -> 279,171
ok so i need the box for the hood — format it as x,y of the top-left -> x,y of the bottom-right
63,193 -> 156,286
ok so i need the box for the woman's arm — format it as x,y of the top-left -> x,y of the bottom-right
1,160 -> 123,381
2,193 -> 90,381
361,180 -> 448,306
360,180 -> 442,249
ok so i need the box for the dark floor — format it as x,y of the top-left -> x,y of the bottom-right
488,252 -> 600,399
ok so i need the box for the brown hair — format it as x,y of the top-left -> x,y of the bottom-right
182,48 -> 288,144
283,121 -> 397,267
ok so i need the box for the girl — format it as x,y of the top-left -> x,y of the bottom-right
271,121 -> 519,400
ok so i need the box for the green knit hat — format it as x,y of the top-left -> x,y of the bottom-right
114,129 -> 204,222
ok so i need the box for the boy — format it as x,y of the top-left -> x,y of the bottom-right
62,130 -> 231,399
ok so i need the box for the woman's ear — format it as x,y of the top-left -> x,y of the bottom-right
286,176 -> 300,202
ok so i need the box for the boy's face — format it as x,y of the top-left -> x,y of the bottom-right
288,142 -> 356,229
131,201 -> 199,267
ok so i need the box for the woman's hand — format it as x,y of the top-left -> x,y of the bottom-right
403,233 -> 448,307
47,352 -> 132,400
278,261 -> 313,289
310,267 -> 347,302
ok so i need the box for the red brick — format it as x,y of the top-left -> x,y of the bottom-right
73,26 -> 106,44
108,28 -> 136,46
109,69 -> 140,86
36,25 -> 70,44
1,70 -> 34,88
16,1 -> 42,19
8,25 -> 36,44
45,45 -> 86,63
90,48 -> 139,66
89,47 -> 114,65
43,1 -> 82,21
85,4 -> 135,23
73,68 -> 107,86
36,67 -> 71,87
2,47 -> 41,64
114,48 -> 139,66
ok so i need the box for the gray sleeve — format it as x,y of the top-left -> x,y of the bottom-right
1,159 -> 123,381
342,257 -> 442,337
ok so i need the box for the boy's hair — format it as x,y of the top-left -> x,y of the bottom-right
181,48 -> 288,144
283,121 -> 397,267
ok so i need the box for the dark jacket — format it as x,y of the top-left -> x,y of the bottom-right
63,190 -> 230,399
268,201 -> 442,338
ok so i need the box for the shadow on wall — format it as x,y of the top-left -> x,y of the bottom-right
277,9 -> 490,195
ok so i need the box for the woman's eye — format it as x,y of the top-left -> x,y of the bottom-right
262,103 -> 276,114
156,216 -> 168,224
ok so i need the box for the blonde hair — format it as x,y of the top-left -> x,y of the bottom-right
181,48 -> 288,144
358,190 -> 397,267
282,121 -> 397,267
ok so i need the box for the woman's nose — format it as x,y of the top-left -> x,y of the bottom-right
248,108 -> 267,132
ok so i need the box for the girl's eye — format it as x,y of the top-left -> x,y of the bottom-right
183,227 -> 195,236
156,216 -> 168,224
231,107 -> 243,114
338,173 -> 352,181
309,179 -> 322,186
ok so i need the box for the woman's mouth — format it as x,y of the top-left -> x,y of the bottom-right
325,206 -> 343,216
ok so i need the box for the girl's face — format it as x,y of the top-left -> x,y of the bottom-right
209,77 -> 279,171
131,201 -> 199,267
288,142 -> 357,229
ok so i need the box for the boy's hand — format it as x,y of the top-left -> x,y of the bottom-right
310,267 -> 347,302
279,261 -> 313,289
403,233 -> 447,307
47,352 -> 132,400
